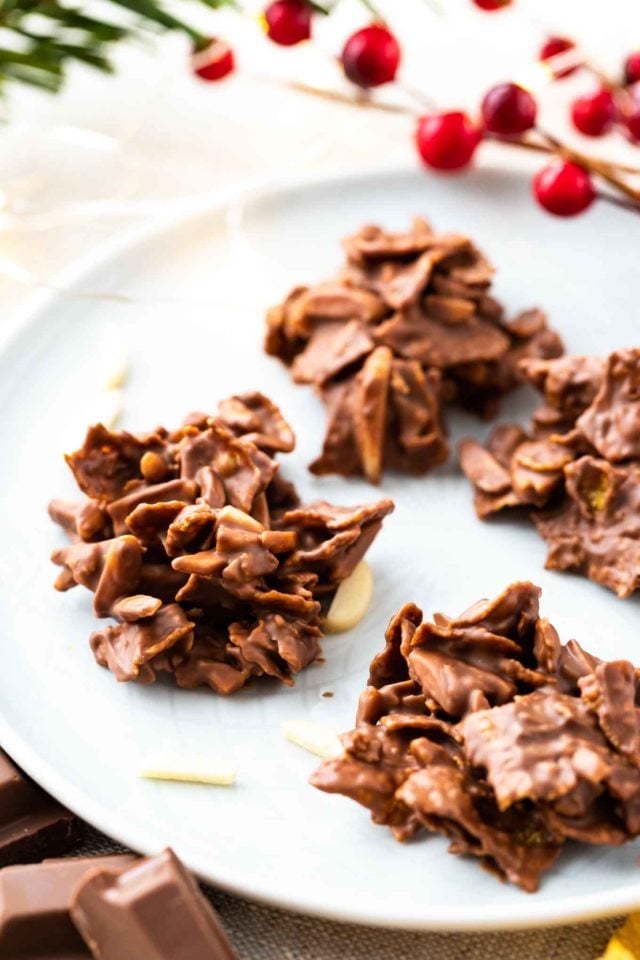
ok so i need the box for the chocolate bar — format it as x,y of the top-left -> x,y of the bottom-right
0,854 -> 135,958
71,848 -> 239,959
0,749 -> 80,867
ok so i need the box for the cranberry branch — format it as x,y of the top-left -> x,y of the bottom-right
281,73 -> 639,216
223,2 -> 639,218
8,0 -> 639,219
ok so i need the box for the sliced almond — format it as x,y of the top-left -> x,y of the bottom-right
324,560 -> 373,634
94,388 -> 123,430
140,757 -> 236,786
282,720 -> 342,759
100,328 -> 129,390
424,294 -> 475,324
105,357 -> 128,390
354,347 -> 392,485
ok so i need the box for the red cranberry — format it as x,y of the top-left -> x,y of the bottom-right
264,0 -> 312,46
539,36 -> 577,78
416,112 -> 483,171
571,88 -> 616,137
481,82 -> 537,136
624,51 -> 640,85
471,0 -> 512,10
341,24 -> 401,88
192,38 -> 235,82
533,160 -> 595,217
621,94 -> 640,143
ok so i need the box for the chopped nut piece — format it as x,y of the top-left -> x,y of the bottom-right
99,329 -> 129,390
140,757 -> 236,786
353,347 -> 392,484
324,561 -> 374,634
105,358 -> 128,391
97,388 -> 123,430
282,720 -> 342,759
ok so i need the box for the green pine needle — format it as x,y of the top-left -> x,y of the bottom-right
0,0 -> 405,96
0,0 -> 239,93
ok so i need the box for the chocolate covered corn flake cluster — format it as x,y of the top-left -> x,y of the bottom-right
49,393 -> 393,694
266,218 -> 563,483
311,582 -> 640,892
460,348 -> 640,597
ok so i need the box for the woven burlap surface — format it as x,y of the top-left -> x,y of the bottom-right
76,826 -> 618,959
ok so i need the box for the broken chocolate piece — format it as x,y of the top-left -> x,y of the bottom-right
50,397 -> 393,694
0,854 -> 136,958
311,582 -> 640,891
0,750 -> 80,868
71,848 -> 239,960
266,216 -> 562,482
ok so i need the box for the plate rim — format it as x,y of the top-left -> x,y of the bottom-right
2,159 -> 638,932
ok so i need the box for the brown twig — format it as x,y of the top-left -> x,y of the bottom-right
487,134 -> 639,206
583,159 -> 639,201
597,190 -> 640,214
357,0 -> 385,21
395,79 -> 438,112
535,129 -> 640,176
485,133 -> 549,155
284,81 -> 640,211
539,127 -> 640,202
540,46 -> 612,87
285,80 -> 417,116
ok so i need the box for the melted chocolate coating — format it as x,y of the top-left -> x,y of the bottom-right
266,217 -> 562,483
311,582 -> 640,891
460,349 -> 640,597
49,395 -> 393,694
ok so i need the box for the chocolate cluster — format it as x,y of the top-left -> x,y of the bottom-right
311,582 -> 640,892
266,218 -> 563,483
460,348 -> 640,597
49,393 -> 393,694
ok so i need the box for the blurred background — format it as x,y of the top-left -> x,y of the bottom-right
1,0 -> 639,317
